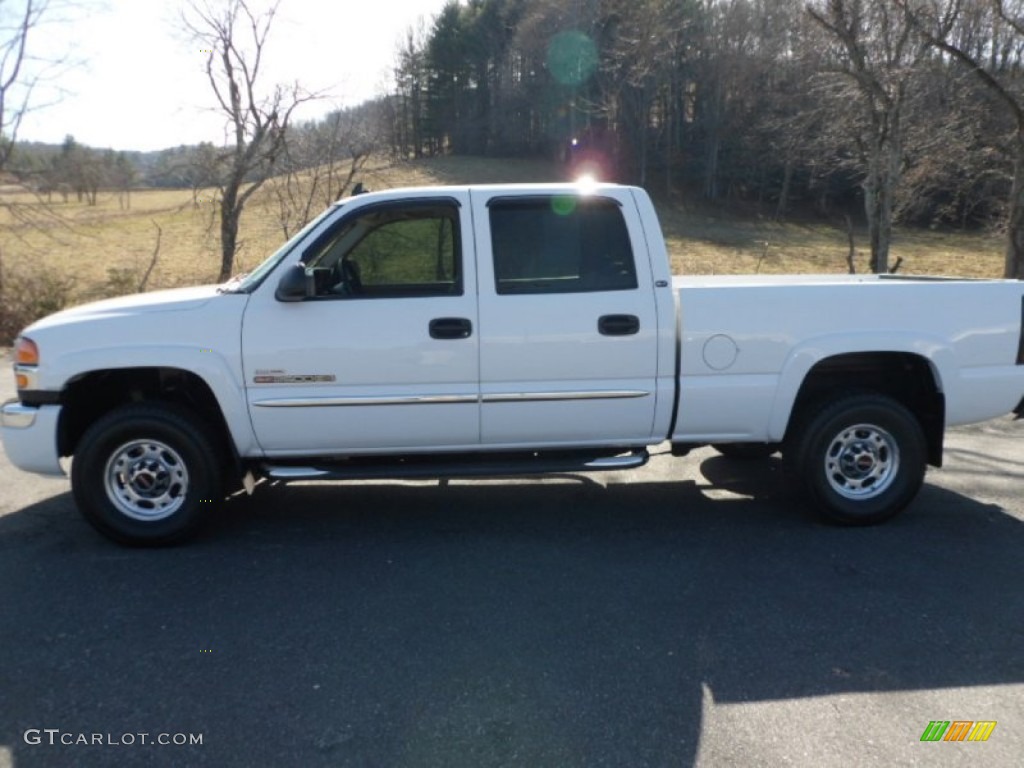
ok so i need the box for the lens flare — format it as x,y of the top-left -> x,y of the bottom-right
547,31 -> 598,86
551,196 -> 577,216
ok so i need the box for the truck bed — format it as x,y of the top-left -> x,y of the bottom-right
671,274 -> 1024,443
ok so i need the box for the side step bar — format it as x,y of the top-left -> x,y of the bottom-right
263,449 -> 649,482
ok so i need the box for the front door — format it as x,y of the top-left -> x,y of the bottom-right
242,193 -> 480,456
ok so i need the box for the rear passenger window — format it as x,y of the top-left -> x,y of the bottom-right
489,196 -> 638,295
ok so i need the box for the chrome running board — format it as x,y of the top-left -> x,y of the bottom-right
262,449 -> 650,482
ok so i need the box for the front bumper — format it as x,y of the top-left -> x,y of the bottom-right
0,399 -> 65,476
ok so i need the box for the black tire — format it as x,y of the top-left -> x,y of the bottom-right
711,442 -> 780,460
789,393 -> 927,525
71,403 -> 224,546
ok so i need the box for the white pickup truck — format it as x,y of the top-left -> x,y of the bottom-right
3,183 -> 1024,544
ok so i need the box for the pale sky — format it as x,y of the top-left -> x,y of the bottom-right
15,0 -> 454,152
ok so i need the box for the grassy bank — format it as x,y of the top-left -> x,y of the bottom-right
0,155 -> 1006,310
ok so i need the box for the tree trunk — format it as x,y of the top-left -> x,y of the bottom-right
863,126 -> 900,275
775,153 -> 794,221
1006,140 -> 1024,279
880,116 -> 904,273
701,76 -> 723,200
704,134 -> 720,200
219,185 -> 240,282
874,182 -> 892,274
637,93 -> 648,188
864,161 -> 882,274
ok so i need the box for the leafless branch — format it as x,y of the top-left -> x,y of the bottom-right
138,222 -> 162,292
183,0 -> 321,281
844,213 -> 858,273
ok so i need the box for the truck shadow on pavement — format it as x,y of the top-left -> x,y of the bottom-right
0,469 -> 1021,767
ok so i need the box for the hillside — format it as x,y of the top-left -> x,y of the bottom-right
0,155 -> 1006,321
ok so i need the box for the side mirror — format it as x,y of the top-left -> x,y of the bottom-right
275,263 -> 311,302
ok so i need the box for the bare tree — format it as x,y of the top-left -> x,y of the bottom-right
0,0 -> 78,236
184,0 -> 315,282
899,0 -> 1024,278
598,0 -> 692,187
390,21 -> 429,159
111,151 -> 136,210
807,0 -> 931,273
270,109 -> 375,239
0,0 -> 51,171
184,142 -> 223,208
0,4 -> 80,345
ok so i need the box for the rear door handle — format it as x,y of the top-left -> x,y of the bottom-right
598,314 -> 640,336
430,317 -> 473,340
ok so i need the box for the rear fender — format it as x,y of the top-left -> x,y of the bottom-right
767,332 -> 953,441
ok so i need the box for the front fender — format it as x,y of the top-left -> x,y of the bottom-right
56,345 -> 259,457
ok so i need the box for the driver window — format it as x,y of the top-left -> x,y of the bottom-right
302,202 -> 461,299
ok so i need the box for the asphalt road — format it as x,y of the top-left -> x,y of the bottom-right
1,352 -> 1022,767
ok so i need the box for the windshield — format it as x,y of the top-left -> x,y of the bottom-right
229,205 -> 341,293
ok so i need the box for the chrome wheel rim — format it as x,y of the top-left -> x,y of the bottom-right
824,423 -> 899,501
104,439 -> 189,521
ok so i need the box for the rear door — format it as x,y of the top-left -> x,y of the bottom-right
471,189 -> 660,447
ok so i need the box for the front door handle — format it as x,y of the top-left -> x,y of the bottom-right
598,314 -> 640,336
430,317 -> 473,340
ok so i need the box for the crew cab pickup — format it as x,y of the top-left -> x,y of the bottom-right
3,183 -> 1024,545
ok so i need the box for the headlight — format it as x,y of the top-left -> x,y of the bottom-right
14,337 -> 39,366
13,337 -> 39,390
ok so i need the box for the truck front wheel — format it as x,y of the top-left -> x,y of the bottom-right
790,394 -> 927,525
71,404 -> 223,546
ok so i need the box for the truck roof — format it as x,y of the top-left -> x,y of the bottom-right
333,181 -> 637,206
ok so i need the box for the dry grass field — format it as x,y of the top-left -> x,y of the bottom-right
0,155 -> 1007,313
659,206 -> 1005,277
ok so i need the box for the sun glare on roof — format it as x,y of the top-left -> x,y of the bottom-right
575,173 -> 599,193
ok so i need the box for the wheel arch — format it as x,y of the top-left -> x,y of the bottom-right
57,367 -> 244,473
777,350 -> 946,467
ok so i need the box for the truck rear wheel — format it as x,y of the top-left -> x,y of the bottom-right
71,404 -> 223,546
790,394 -> 926,525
